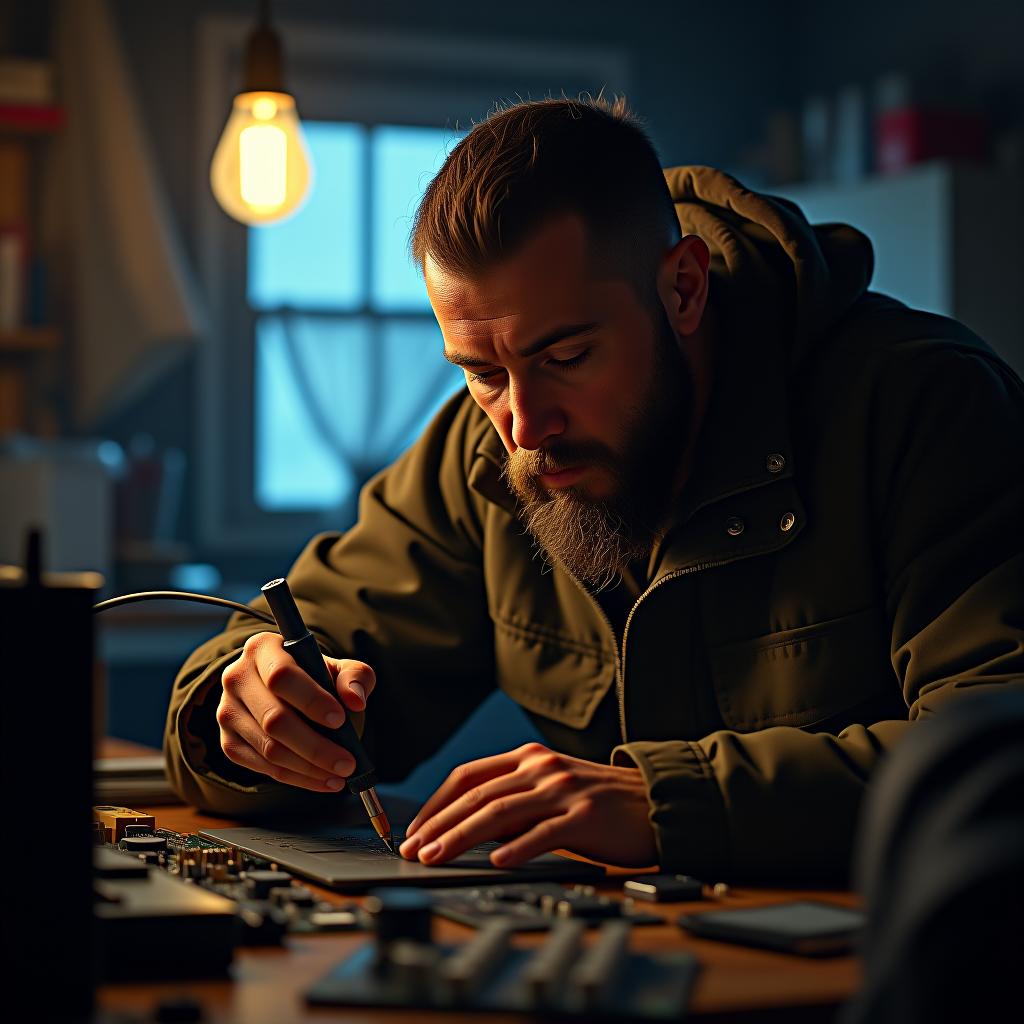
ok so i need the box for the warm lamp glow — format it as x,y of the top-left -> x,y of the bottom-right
240,124 -> 286,206
251,96 -> 278,120
210,91 -> 312,226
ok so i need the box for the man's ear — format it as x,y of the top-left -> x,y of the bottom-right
657,234 -> 711,337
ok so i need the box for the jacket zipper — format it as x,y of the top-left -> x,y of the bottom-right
618,556 -> 739,742
567,555 -> 738,745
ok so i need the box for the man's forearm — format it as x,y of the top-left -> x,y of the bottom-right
613,718 -> 913,882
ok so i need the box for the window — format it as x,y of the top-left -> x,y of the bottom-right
197,16 -> 629,552
249,122 -> 465,511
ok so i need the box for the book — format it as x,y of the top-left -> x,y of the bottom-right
0,58 -> 53,105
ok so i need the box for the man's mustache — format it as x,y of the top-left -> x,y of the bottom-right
507,441 -> 616,478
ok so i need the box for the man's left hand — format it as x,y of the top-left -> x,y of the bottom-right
398,742 -> 657,868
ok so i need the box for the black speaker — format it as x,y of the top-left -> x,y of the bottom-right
1,532 -> 102,1022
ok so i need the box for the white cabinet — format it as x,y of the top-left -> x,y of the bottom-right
774,162 -> 1024,377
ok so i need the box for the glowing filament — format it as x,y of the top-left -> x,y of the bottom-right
240,124 -> 287,207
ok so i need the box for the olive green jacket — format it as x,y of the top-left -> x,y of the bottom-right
165,167 -> 1024,882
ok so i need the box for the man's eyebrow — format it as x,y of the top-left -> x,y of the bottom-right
443,322 -> 599,368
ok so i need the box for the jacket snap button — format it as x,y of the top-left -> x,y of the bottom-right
725,516 -> 745,537
767,453 -> 786,474
779,511 -> 796,532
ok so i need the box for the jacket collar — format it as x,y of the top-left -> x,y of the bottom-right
468,425 -> 517,515
674,276 -> 797,524
647,280 -> 806,581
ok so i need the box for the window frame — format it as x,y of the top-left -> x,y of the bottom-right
196,15 -> 630,551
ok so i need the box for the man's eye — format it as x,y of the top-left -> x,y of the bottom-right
466,349 -> 590,386
549,349 -> 591,371
467,368 -> 503,386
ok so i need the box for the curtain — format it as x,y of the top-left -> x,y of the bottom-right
51,0 -> 207,428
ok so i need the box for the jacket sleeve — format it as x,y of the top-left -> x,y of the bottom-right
164,391 -> 497,816
613,345 -> 1024,882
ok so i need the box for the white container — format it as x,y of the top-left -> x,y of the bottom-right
0,438 -> 123,585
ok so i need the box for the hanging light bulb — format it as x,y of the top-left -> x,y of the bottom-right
210,1 -> 313,225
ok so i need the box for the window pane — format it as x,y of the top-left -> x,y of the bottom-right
248,122 -> 366,311
371,125 -> 464,311
255,316 -> 365,510
375,318 -> 466,448
255,315 -> 463,511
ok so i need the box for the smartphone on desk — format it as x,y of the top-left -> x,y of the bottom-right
677,900 -> 865,957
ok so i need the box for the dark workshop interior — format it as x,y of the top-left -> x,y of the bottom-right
1,2 -> 1022,1020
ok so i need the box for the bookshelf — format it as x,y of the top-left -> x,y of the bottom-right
0,104 -> 64,435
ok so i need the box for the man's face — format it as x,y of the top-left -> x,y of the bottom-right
425,214 -> 693,590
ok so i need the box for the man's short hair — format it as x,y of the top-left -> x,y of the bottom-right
410,95 -> 681,301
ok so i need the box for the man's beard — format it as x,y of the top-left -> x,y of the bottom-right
501,310 -> 694,592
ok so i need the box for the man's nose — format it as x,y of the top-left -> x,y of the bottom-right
508,379 -> 565,452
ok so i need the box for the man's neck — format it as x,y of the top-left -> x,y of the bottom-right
671,303 -> 718,500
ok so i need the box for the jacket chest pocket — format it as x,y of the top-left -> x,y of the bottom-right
708,606 -> 896,731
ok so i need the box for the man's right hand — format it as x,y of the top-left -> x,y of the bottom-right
216,632 -> 376,792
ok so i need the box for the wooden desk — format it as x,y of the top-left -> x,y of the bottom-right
96,745 -> 862,1022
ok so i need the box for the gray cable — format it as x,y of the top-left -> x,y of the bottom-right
93,590 -> 276,624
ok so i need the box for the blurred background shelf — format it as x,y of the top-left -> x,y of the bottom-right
0,324 -> 59,351
0,327 -> 62,435
0,102 -> 63,134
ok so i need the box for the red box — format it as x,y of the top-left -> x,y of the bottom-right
875,106 -> 988,174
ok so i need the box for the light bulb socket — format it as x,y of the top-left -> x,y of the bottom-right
241,21 -> 285,93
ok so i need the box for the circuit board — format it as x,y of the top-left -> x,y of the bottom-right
94,814 -> 366,943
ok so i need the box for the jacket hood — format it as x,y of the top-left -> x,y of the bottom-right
664,166 -> 874,366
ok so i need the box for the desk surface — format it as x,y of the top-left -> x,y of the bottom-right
96,744 -> 862,1022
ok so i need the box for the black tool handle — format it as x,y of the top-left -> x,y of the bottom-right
261,579 -> 378,793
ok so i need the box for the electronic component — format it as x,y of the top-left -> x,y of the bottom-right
569,918 -> 632,1011
236,904 -> 289,945
306,904 -> 699,1017
96,845 -> 150,880
155,828 -> 223,852
93,805 -> 156,842
438,919 -> 514,1003
119,835 -> 168,854
243,868 -> 294,898
520,918 -> 585,1005
623,874 -> 705,902
270,884 -> 315,908
93,817 -> 369,942
364,888 -> 434,947
430,882 -> 661,931
553,894 -> 627,920
308,908 -> 361,931
94,847 -> 237,980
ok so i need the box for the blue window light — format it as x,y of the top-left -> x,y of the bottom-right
250,123 -> 465,512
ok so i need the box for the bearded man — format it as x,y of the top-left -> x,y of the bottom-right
167,97 -> 1024,881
